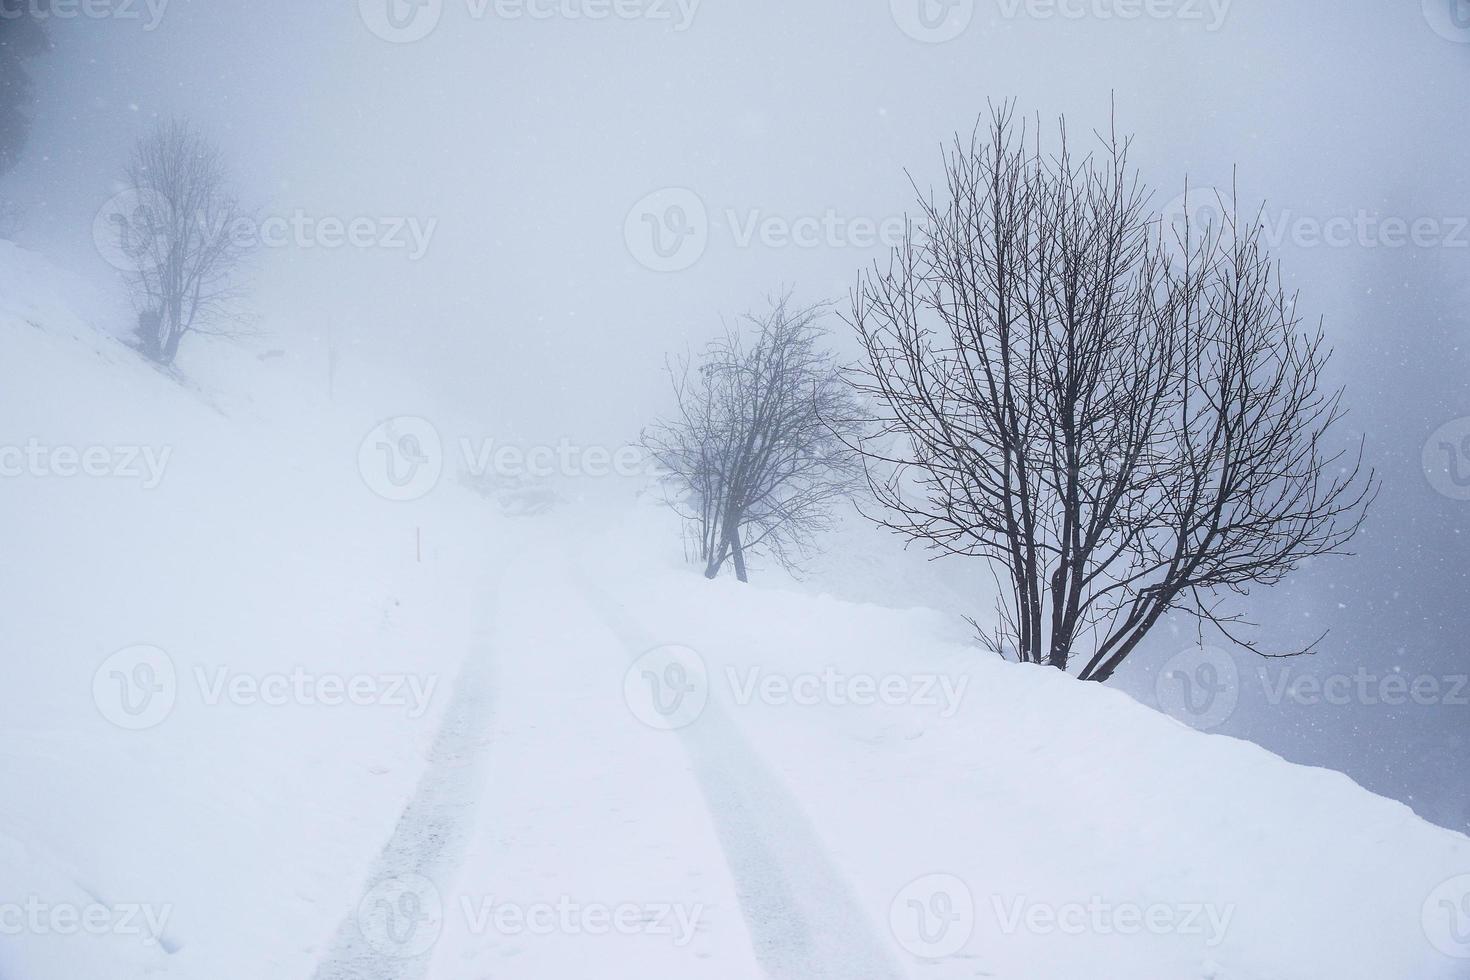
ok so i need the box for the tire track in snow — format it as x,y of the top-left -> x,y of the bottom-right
576,575 -> 906,980
309,625 -> 497,980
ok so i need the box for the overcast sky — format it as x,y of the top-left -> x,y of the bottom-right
6,0 -> 1468,827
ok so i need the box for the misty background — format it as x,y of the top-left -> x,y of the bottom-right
5,0 -> 1467,829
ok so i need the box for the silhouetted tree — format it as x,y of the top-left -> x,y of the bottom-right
847,104 -> 1376,681
645,295 -> 862,582
107,120 -> 248,365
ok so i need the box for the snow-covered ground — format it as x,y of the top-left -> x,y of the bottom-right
2,241 -> 1468,979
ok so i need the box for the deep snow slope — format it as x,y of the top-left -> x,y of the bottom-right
2,242 -> 1468,979
0,243 -> 510,979
582,514 -> 1470,979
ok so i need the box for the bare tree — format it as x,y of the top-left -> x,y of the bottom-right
644,295 -> 863,582
108,119 -> 248,365
847,104 -> 1376,681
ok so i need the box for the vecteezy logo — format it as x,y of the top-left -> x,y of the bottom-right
359,0 -> 444,43
1423,0 -> 1470,43
1423,874 -> 1470,958
623,188 -> 708,272
93,188 -> 173,274
623,645 -> 709,730
1154,645 -> 1239,731
1423,418 -> 1470,501
93,645 -> 178,730
890,0 -> 975,43
889,873 -> 975,959
358,416 -> 443,502
356,873 -> 443,958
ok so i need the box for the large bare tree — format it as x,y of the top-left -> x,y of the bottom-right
108,119 -> 248,365
645,295 -> 862,582
847,104 -> 1376,681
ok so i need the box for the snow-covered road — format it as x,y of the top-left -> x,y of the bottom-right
311,547 -> 902,978
578,574 -> 906,980
310,600 -> 500,980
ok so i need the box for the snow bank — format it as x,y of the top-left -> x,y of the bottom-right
584,505 -> 1470,980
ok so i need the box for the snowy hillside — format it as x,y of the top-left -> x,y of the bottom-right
2,242 -> 1467,979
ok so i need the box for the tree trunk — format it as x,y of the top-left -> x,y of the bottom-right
729,527 -> 748,583
702,521 -> 750,583
161,326 -> 182,365
703,541 -> 727,579
137,310 -> 163,362
160,298 -> 185,365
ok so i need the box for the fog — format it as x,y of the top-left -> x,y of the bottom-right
13,0 -> 1470,818
2,3 -> 1468,968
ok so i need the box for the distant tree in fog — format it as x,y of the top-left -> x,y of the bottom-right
108,119 -> 249,365
847,104 -> 1376,681
0,0 -> 50,177
644,295 -> 862,582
